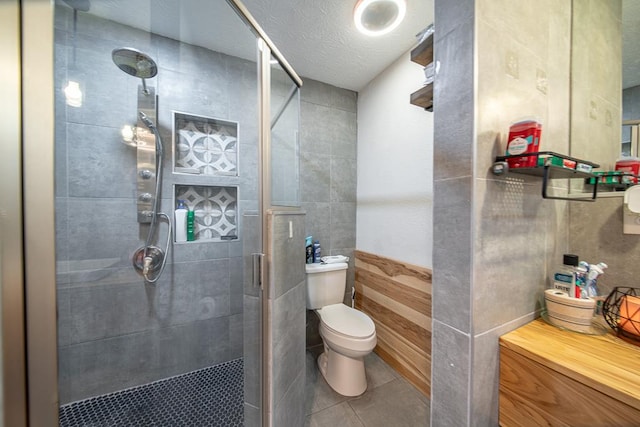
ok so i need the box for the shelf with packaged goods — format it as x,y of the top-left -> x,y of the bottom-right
410,33 -> 434,111
585,171 -> 638,193
492,151 -> 600,201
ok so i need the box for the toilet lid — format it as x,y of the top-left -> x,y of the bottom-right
319,304 -> 375,338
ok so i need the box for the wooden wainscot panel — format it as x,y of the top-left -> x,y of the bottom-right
354,250 -> 432,397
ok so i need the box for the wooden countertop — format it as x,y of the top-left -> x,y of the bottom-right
499,318 -> 640,411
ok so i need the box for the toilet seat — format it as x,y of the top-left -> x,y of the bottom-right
318,303 -> 375,339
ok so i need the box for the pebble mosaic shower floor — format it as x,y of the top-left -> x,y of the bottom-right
59,358 -> 244,427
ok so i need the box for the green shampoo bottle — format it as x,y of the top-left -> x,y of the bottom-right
186,209 -> 195,241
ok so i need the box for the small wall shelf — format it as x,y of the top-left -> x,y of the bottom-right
492,152 -> 600,202
174,184 -> 238,243
410,85 -> 434,110
410,33 -> 434,112
410,34 -> 433,66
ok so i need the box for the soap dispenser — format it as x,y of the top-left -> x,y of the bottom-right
623,186 -> 640,234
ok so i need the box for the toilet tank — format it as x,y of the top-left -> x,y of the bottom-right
305,262 -> 348,309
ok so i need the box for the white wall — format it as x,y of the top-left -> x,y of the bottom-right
356,50 -> 433,268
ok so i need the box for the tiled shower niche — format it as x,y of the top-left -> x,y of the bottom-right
173,112 -> 239,176
174,185 -> 238,243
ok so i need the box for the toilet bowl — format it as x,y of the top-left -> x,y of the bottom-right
306,261 -> 377,396
315,303 -> 376,396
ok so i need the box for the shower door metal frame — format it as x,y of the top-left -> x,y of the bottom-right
20,1 -> 59,426
16,0 -> 303,425
227,2 -> 302,426
0,1 -> 28,425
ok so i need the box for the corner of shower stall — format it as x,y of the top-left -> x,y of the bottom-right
50,0 -> 303,425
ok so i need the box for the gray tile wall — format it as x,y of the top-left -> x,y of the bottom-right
432,0 -> 573,425
299,79 -> 358,307
54,6 -> 257,404
268,211 -> 306,426
298,80 -> 358,348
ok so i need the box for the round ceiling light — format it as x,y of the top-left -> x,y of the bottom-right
354,0 -> 407,37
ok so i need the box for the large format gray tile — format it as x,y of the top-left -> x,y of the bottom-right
433,17 -> 474,181
300,102 -> 333,156
269,211 -> 306,298
66,197 -> 140,266
301,152 -> 331,203
64,34 -> 142,129
434,0 -> 474,40
330,202 -> 356,250
154,259 -> 231,324
364,352 -> 399,389
272,282 -> 306,406
330,158 -> 357,203
244,403 -> 261,427
300,78 -> 357,113
348,378 -> 429,427
305,402 -> 364,427
305,350 -> 349,415
58,316 -> 230,403
430,320 -> 470,427
274,369 -> 306,427
432,177 -> 472,332
471,313 -> 536,427
472,179 -> 551,333
67,122 -> 137,198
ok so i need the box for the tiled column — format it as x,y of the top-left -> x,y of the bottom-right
432,0 -> 574,425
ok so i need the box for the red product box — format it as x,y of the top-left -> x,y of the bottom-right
615,159 -> 640,183
505,120 -> 542,168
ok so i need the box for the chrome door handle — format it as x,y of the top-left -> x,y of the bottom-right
252,253 -> 264,289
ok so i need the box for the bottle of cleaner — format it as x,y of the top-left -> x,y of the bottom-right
305,236 -> 313,264
186,209 -> 195,241
175,200 -> 188,243
313,240 -> 321,263
551,254 -> 579,297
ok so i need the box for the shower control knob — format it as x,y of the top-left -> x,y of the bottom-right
139,169 -> 153,179
139,193 -> 153,202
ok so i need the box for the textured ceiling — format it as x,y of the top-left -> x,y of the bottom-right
240,0 -> 434,91
65,0 -> 433,92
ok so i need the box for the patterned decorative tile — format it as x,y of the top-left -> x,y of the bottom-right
175,185 -> 238,242
59,358 -> 243,426
173,111 -> 239,176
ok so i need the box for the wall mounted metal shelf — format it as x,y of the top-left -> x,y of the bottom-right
492,151 -> 600,201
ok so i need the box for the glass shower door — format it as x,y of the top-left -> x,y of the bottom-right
53,1 -> 262,425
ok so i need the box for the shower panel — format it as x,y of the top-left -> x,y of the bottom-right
111,48 -> 171,283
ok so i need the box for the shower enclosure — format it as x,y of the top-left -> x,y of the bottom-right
11,0 -> 303,425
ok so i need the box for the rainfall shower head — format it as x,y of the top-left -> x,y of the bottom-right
112,48 -> 158,79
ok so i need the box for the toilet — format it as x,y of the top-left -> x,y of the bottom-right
306,262 -> 377,396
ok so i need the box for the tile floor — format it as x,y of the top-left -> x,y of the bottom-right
58,359 -> 243,426
305,346 -> 430,427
